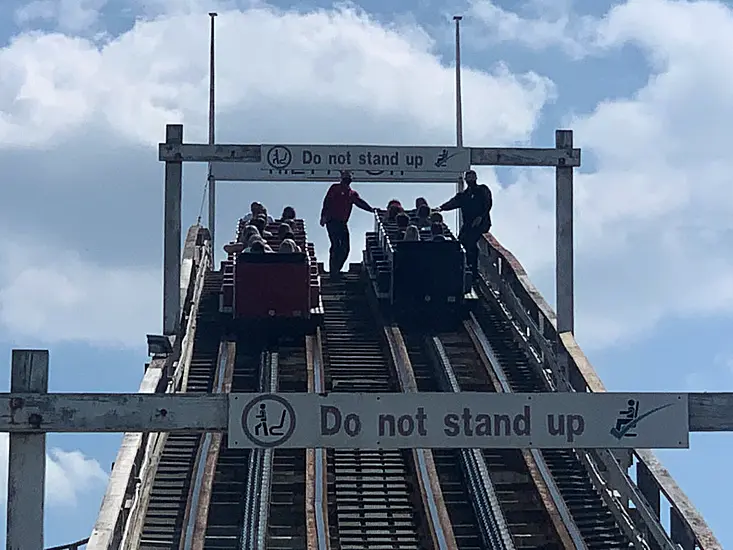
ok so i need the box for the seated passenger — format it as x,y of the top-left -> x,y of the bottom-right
395,212 -> 410,239
429,211 -> 444,224
278,223 -> 292,240
279,238 -> 298,253
243,202 -> 275,224
403,225 -> 420,241
416,205 -> 431,228
415,197 -> 428,209
430,222 -> 446,241
260,206 -> 275,224
246,232 -> 263,247
246,238 -> 273,253
240,225 -> 260,244
281,206 -> 296,220
242,201 -> 261,223
387,200 -> 403,222
250,216 -> 273,238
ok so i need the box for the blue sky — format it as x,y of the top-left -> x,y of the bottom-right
0,0 -> 731,547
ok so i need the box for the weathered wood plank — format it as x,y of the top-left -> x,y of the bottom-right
7,350 -> 48,550
1,391 -> 731,433
159,143 -> 261,162
2,393 -> 228,432
688,393 -> 733,431
470,147 -> 581,167
158,142 -> 580,167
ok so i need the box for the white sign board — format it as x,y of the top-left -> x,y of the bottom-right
227,392 -> 689,450
211,163 -> 463,183
260,145 -> 470,173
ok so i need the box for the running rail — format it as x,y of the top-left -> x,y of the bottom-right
477,234 -> 723,550
87,225 -> 212,550
381,325 -> 458,550
306,330 -> 330,550
180,340 -> 236,550
364,272 -> 458,550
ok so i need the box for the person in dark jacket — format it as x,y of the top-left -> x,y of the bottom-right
437,170 -> 492,277
320,170 -> 374,278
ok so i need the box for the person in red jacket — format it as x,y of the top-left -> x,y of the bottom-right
320,170 -> 374,278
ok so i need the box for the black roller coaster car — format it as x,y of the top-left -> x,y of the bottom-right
363,209 -> 477,319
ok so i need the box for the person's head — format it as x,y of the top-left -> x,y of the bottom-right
242,225 -> 260,242
250,201 -> 261,215
415,197 -> 428,209
429,211 -> 444,224
249,240 -> 266,253
396,212 -> 410,229
281,206 -> 296,220
387,203 -> 403,221
387,199 -> 401,209
278,223 -> 291,239
417,205 -> 430,220
340,170 -> 352,186
430,222 -> 444,236
404,225 -> 420,241
247,232 -> 263,247
250,217 -> 266,234
284,230 -> 296,241
279,238 -> 296,253
465,169 -> 477,187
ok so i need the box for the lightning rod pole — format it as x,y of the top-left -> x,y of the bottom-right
454,15 -> 465,233
207,12 -> 218,252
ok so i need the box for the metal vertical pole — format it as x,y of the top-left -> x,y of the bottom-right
454,15 -> 464,233
207,12 -> 218,253
555,129 -> 574,389
164,124 -> 184,335
7,349 -> 48,550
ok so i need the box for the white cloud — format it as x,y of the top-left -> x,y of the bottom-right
0,4 -> 553,149
0,234 -> 159,348
15,0 -> 108,33
0,2 -> 555,346
467,0 -> 595,57
470,0 -> 733,350
0,434 -> 107,508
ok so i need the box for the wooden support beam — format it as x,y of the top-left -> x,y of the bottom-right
7,350 -> 47,550
0,391 -> 729,433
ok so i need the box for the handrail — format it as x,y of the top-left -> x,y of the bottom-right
46,538 -> 90,550
87,224 -> 212,550
478,233 -> 722,549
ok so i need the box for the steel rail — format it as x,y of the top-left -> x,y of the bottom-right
306,330 -> 331,550
463,314 -> 589,550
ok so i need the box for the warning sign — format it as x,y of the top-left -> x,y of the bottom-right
227,392 -> 689,450
260,144 -> 470,173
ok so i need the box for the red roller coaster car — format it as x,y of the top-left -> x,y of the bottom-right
220,218 -> 322,323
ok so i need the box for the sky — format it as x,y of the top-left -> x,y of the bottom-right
0,0 -> 731,547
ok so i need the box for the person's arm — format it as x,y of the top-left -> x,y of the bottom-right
354,196 -> 374,212
320,185 -> 335,225
438,194 -> 461,211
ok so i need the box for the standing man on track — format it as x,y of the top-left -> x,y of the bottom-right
436,169 -> 492,279
320,170 -> 375,279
